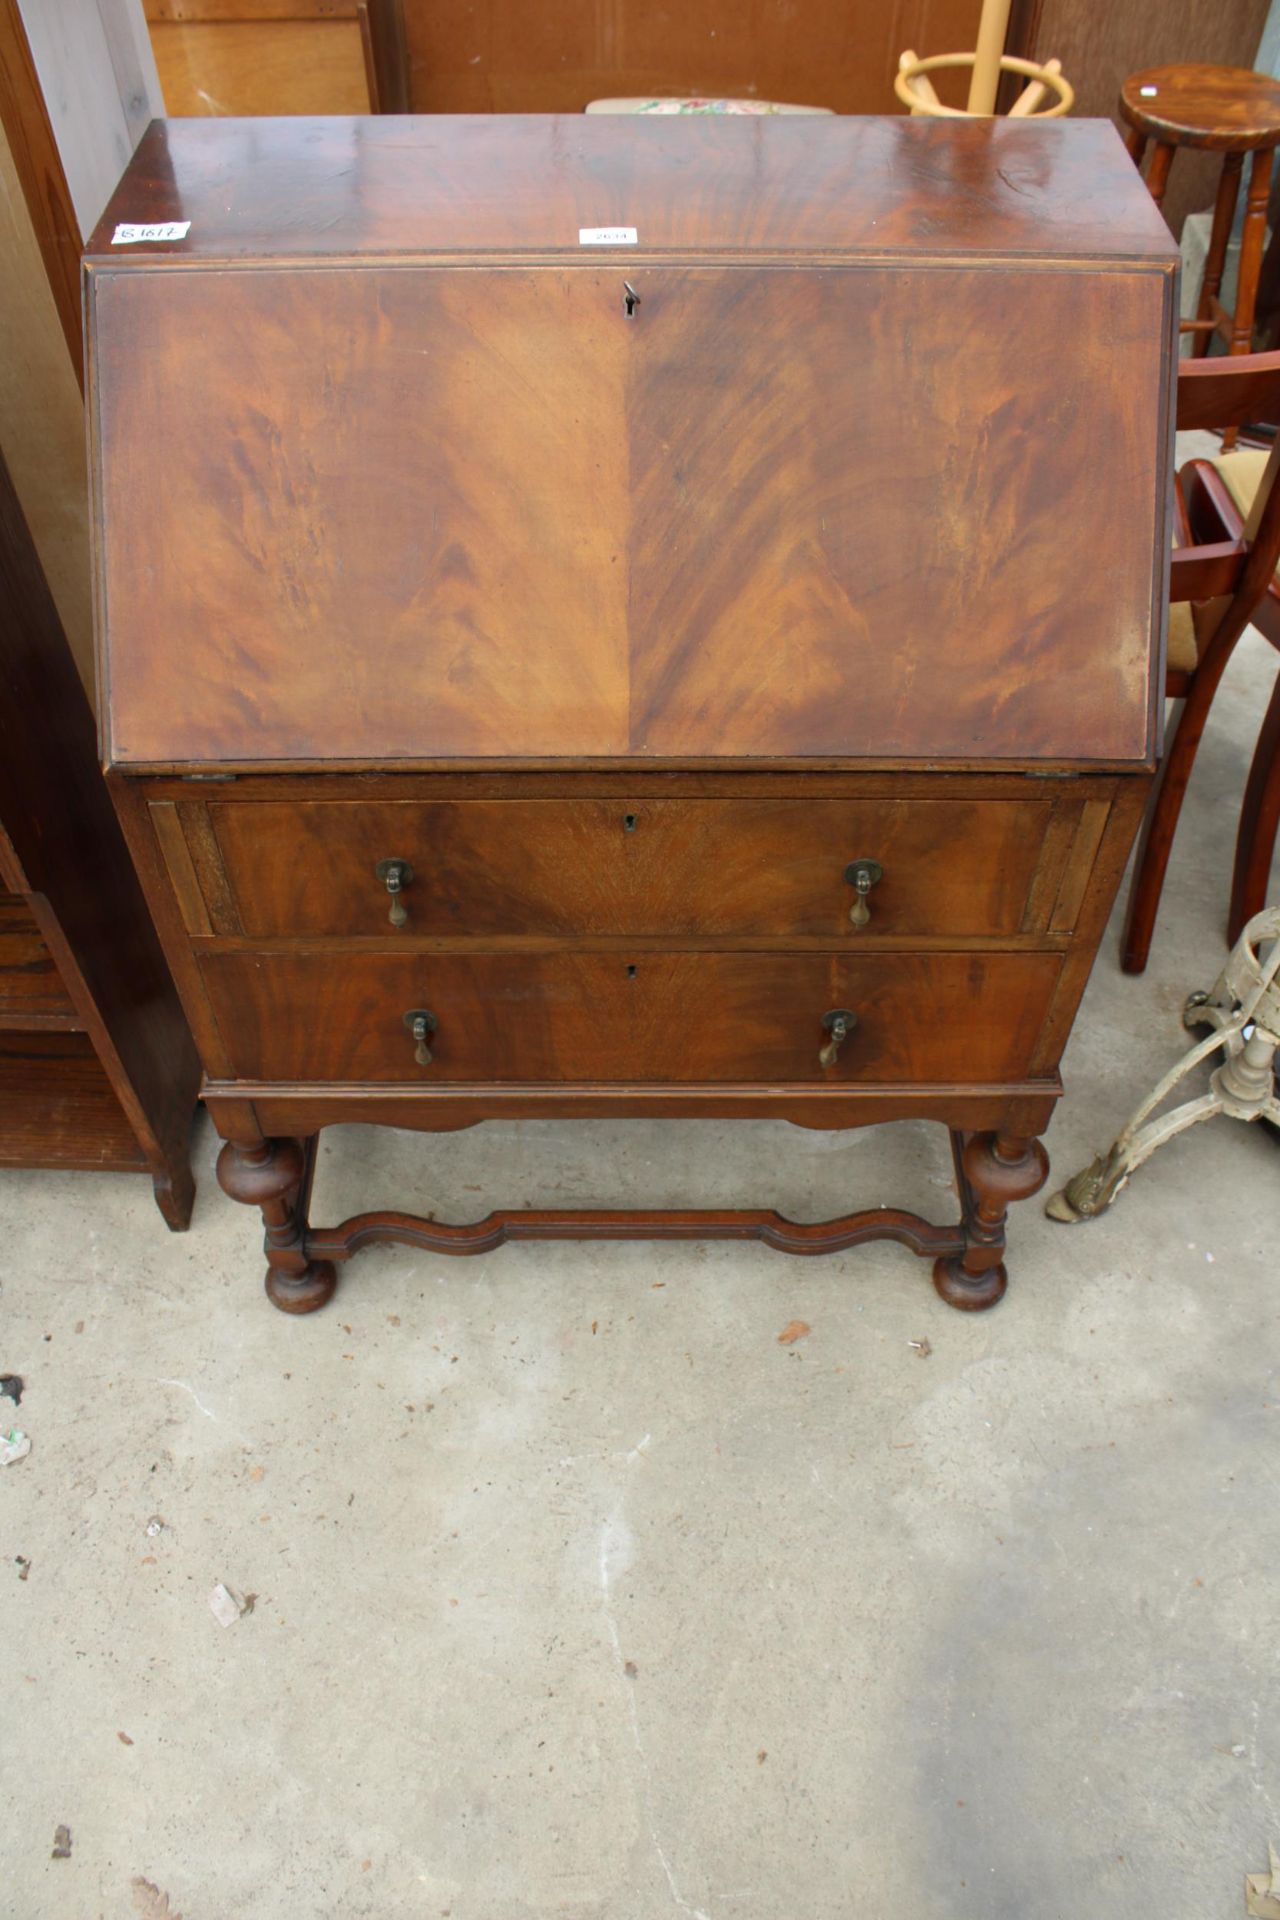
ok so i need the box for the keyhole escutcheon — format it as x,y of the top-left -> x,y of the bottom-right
623,282 -> 641,319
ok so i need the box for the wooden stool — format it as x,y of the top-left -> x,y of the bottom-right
1120,64 -> 1280,361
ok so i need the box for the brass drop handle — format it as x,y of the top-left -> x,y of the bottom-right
402,1007 -> 438,1066
376,857 -> 414,929
819,1007 -> 857,1070
844,858 -> 883,929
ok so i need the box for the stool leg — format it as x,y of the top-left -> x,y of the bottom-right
1194,149 -> 1243,360
1231,145 -> 1273,354
1145,140 -> 1175,211
1125,126 -> 1148,167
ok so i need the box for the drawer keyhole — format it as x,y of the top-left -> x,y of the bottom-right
623,812 -> 638,833
623,282 -> 641,319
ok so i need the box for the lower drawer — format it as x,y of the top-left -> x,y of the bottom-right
200,949 -> 1061,1085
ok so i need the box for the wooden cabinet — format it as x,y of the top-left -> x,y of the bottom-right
86,113 -> 1176,1311
0,450 -> 199,1223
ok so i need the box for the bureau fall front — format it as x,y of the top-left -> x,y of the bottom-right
85,112 -> 1176,1311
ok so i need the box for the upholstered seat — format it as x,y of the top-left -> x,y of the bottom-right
1167,598 -> 1198,672
1212,447 -> 1271,517
1168,449 -> 1274,671
585,96 -> 831,114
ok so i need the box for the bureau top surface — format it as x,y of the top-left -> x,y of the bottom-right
88,116 -> 1174,773
86,114 -> 1174,265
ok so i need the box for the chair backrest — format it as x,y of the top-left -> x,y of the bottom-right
1172,353 -> 1280,644
1176,350 -> 1280,434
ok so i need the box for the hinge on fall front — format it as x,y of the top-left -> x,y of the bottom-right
180,773 -> 238,782
1024,770 -> 1080,780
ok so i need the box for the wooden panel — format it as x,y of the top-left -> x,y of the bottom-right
0,1030 -> 149,1170
199,948 -> 1064,1083
147,1 -> 359,20
0,444 -> 200,1212
0,890 -> 78,1020
18,0 -> 161,239
1048,797 -> 1110,932
0,122 -> 95,694
95,264 -> 631,764
0,0 -> 83,381
398,0 -> 990,116
175,801 -> 241,933
627,267 -> 1163,764
149,801 -> 213,936
85,115 -> 1179,265
204,795 -> 1058,939
149,19 -> 369,116
92,260 -> 1168,770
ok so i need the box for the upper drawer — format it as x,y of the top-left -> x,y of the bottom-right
162,794 -> 1095,941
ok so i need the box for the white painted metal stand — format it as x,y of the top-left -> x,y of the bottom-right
1047,907 -> 1280,1222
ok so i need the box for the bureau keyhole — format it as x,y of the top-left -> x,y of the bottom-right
623,282 -> 641,318
626,964 -> 637,978
623,812 -> 638,832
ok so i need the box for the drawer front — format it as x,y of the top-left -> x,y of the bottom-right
0,893 -> 76,1021
186,796 -> 1065,940
200,950 -> 1061,1085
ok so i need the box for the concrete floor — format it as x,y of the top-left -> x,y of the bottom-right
2,638 -> 1278,1920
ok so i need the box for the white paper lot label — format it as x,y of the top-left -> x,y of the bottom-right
578,226 -> 637,246
112,221 -> 191,244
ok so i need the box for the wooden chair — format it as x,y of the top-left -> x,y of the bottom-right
1121,350 -> 1280,973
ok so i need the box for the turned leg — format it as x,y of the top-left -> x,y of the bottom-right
1191,150 -> 1242,359
1144,140 -> 1175,213
215,1134 -> 336,1314
933,1130 -> 1049,1312
1231,146 -> 1272,355
1219,146 -> 1275,449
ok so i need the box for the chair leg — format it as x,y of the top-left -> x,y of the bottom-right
1122,639 -> 1243,973
1194,150 -> 1243,360
1228,663 -> 1280,944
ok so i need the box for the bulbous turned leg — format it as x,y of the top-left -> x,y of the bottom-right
215,1135 -> 336,1314
934,1131 -> 1049,1312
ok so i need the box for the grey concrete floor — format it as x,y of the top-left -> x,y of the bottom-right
2,638 -> 1279,1920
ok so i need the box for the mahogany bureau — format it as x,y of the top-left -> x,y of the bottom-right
85,114 -> 1176,1314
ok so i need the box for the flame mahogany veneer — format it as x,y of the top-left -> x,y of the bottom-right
87,113 -> 1176,1313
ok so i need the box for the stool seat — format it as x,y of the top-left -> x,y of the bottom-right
1120,63 -> 1280,152
1122,63 -> 1280,384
